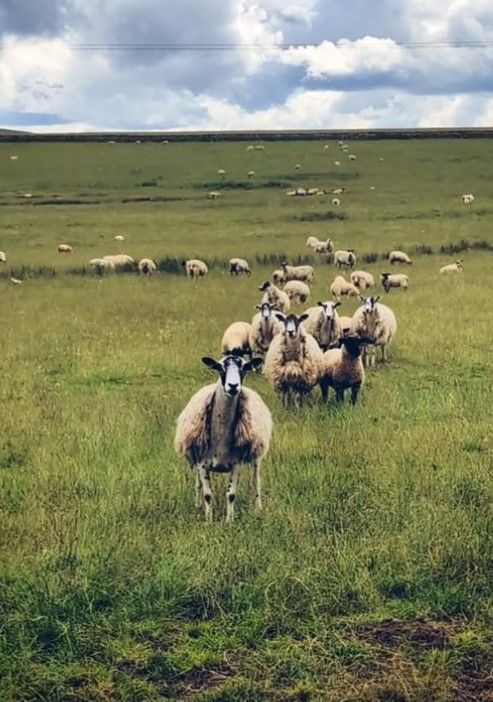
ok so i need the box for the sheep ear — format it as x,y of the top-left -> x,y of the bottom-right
254,304 -> 262,309
374,296 -> 380,303
337,337 -> 345,347
317,301 -> 324,307
275,313 -> 286,323
202,357 -> 222,373
243,357 -> 263,373
333,301 -> 342,308
298,313 -> 309,323
359,295 -> 365,302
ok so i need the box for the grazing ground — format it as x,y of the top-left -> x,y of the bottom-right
0,139 -> 492,701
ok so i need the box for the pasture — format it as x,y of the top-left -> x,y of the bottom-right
0,139 -> 492,701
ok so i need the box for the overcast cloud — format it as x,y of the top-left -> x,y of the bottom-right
1,0 -> 493,131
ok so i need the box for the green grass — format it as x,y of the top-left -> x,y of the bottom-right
0,139 -> 492,701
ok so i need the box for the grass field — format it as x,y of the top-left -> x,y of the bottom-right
0,139 -> 492,701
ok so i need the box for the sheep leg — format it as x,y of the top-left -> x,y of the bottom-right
335,387 -> 344,403
320,380 -> 329,402
351,385 -> 361,405
381,344 -> 387,363
198,464 -> 213,521
194,470 -> 202,508
252,460 -> 262,510
226,466 -> 240,523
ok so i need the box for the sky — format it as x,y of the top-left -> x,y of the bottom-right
1,0 -> 493,132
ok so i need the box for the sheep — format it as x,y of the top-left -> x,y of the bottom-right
258,281 -> 290,314
330,275 -> 359,301
381,272 -> 409,293
324,144 -> 330,150
334,161 -> 341,166
89,257 -> 115,274
217,169 -> 226,176
10,155 -> 18,161
0,251 -> 6,263
440,260 -> 464,274
281,262 -> 314,284
332,198 -> 340,206
57,244 -> 73,253
10,277 -> 22,285
208,191 -> 221,200
283,280 -> 310,305
302,301 -> 342,351
183,259 -> 208,279
248,170 -> 255,178
174,355 -> 271,522
114,234 -> 125,242
350,270 -> 375,290
334,249 -> 356,269
272,269 -> 285,285
306,236 -> 319,249
320,334 -> 370,404
249,302 -> 282,357
221,322 -> 252,358
338,315 -> 353,335
103,254 -> 134,268
229,258 -> 251,276
294,164 -> 301,170
351,296 -> 396,367
462,194 -> 475,205
332,188 -> 344,195
246,145 -> 255,151
264,313 -> 324,408
138,258 -> 157,276
348,154 -> 357,161
314,238 -> 334,255
254,145 -> 265,151
306,188 -> 319,196
389,250 -> 412,265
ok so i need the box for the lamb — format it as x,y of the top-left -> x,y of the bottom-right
258,281 -> 290,314
462,194 -> 475,205
330,275 -> 359,301
138,258 -> 157,276
263,313 -> 324,407
389,250 -> 412,265
350,270 -> 375,290
183,259 -> 209,279
281,262 -> 314,284
249,303 -> 282,356
103,254 -> 134,268
174,355 -> 271,522
283,280 -> 310,305
221,322 -> 252,358
272,269 -> 285,285
351,296 -> 396,366
381,272 -> 409,293
439,260 -> 464,274
320,334 -> 370,404
338,315 -> 353,335
57,244 -> 73,253
302,301 -> 342,351
0,251 -> 6,263
229,258 -> 251,276
334,249 -> 356,268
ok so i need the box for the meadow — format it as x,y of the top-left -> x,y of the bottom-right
0,138 -> 492,701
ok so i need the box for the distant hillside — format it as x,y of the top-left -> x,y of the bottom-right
0,128 -> 29,135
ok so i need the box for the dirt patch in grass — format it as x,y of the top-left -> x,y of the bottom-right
350,617 -> 452,650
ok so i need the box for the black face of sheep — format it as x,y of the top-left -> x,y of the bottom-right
202,355 -> 263,397
275,313 -> 309,339
338,335 -> 372,358
258,281 -> 271,292
256,302 -> 274,318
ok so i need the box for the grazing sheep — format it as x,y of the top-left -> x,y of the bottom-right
258,281 -> 290,314
103,254 -> 134,268
303,301 -> 342,351
246,145 -> 255,151
350,270 -> 375,290
351,296 -> 396,366
272,269 -> 285,285
320,335 -> 370,404
334,161 -> 341,166
254,145 -> 265,151
229,258 -> 251,276
175,355 -> 271,522
332,198 -> 340,206
57,244 -> 73,253
332,188 -> 344,195
90,258 -> 114,274
439,260 -> 464,274
217,169 -> 226,176
389,250 -> 412,265
324,144 -> 330,150
208,191 -> 221,200
0,251 -> 6,263
381,272 -> 409,293
248,170 -> 255,178
114,234 -> 125,242
330,275 -> 359,301
221,322 -> 252,358
281,262 -> 314,284
338,315 -> 353,335
183,259 -> 209,279
10,155 -> 18,161
306,236 -> 319,249
138,258 -> 157,276
462,194 -> 475,205
264,313 -> 324,408
348,154 -> 357,161
24,192 -> 32,198
294,164 -> 301,170
10,277 -> 22,284
334,250 -> 356,269
249,303 -> 282,357
283,280 -> 311,305
314,238 -> 334,254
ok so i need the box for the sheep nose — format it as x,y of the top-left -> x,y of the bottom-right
227,383 -> 239,395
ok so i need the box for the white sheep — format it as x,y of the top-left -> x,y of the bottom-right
183,259 -> 208,279
218,169 -> 226,176
138,258 -> 157,276
208,191 -> 221,200
103,254 -> 134,268
294,164 -> 301,170
330,275 -> 359,301
381,272 -> 409,293
462,194 -> 475,205
248,171 -> 255,178
332,198 -> 340,206
302,301 -> 342,351
332,188 -> 344,195
320,334 -> 370,404
350,270 -> 375,290
229,258 -> 251,276
0,251 -> 6,263
389,250 -> 412,265
264,313 -> 324,408
439,260 -> 464,274
351,296 -> 396,366
175,355 -> 271,521
221,322 -> 252,358
281,262 -> 314,284
314,239 -> 334,255
348,154 -> 357,161
57,244 -> 73,253
249,303 -> 282,357
334,250 -> 356,269
114,234 -> 125,242
89,258 -> 115,273
283,280 -> 310,305
334,161 -> 341,166
258,281 -> 290,314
